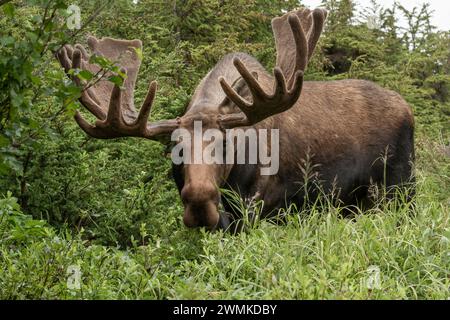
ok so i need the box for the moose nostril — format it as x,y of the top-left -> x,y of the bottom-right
183,201 -> 220,229
183,212 -> 198,228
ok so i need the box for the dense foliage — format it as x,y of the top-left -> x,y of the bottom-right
0,0 -> 449,299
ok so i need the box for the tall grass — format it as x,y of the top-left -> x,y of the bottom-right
0,137 -> 448,299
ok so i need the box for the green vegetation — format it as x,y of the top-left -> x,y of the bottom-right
0,0 -> 449,299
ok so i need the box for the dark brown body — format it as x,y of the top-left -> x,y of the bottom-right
228,79 -> 414,213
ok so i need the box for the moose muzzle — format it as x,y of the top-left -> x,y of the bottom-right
183,201 -> 220,229
181,182 -> 221,229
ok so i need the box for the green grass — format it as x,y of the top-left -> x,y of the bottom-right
0,137 -> 449,300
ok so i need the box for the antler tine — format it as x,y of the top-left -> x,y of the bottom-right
74,43 -> 89,60
307,8 -> 328,60
287,13 -> 308,88
56,46 -> 72,72
57,46 -> 106,120
219,74 -> 249,110
218,58 -> 259,112
68,47 -> 106,138
106,79 -> 126,129
135,80 -> 158,132
71,48 -> 103,115
74,111 -> 108,138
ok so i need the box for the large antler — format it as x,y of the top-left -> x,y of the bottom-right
218,8 -> 327,128
56,37 -> 179,140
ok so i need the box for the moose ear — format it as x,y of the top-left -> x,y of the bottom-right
219,72 -> 258,115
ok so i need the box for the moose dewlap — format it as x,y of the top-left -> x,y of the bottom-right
57,8 -> 415,231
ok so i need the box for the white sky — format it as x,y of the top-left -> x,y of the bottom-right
301,0 -> 450,31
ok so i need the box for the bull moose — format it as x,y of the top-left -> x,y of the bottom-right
56,8 -> 415,231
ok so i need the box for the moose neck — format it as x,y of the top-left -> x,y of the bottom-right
185,52 -> 270,115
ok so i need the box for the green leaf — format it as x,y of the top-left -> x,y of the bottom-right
1,36 -> 15,46
65,100 -> 79,116
77,70 -> 94,81
2,3 -> 15,18
131,47 -> 143,61
0,134 -> 9,148
89,54 -> 111,69
108,75 -> 124,87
